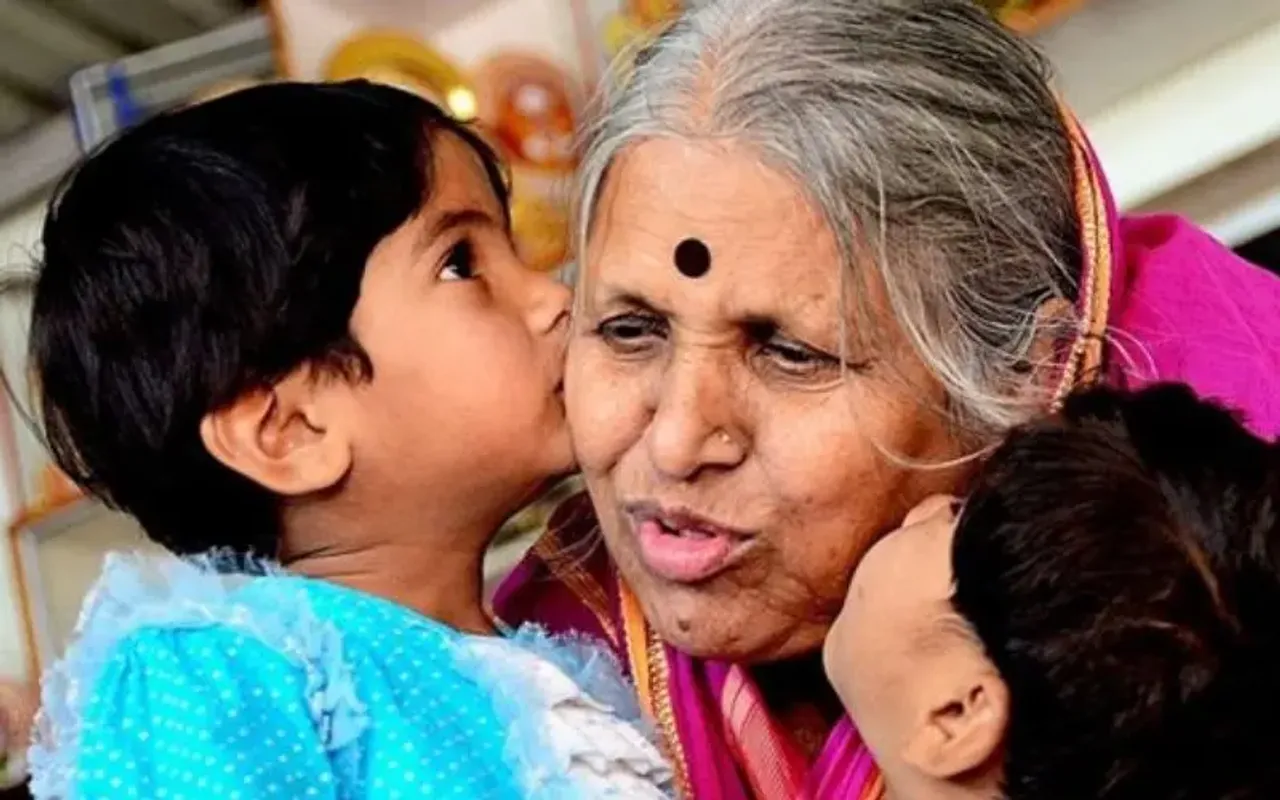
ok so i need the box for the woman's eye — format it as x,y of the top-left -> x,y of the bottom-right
759,339 -> 842,379
594,312 -> 666,352
438,239 -> 476,281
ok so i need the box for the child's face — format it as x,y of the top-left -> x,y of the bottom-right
825,497 -> 1005,788
339,132 -> 573,528
825,497 -> 959,754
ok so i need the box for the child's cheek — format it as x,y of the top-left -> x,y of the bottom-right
822,601 -> 856,697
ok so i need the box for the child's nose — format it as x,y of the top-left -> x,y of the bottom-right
527,270 -> 572,337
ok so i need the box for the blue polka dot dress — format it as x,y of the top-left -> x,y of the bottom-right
28,553 -> 672,799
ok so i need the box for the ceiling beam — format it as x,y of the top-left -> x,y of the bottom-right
162,0 -> 244,29
46,0 -> 204,48
0,1 -> 124,101
0,12 -> 273,215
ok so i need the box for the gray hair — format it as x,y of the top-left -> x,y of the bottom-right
576,0 -> 1081,438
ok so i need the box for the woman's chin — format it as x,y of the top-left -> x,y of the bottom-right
601,512 -> 832,660
637,580 -> 826,663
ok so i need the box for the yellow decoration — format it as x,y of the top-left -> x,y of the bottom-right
601,14 -> 647,61
978,0 -> 1089,34
324,31 -> 476,119
626,0 -> 682,27
445,86 -> 478,121
597,0 -> 683,81
473,53 -> 581,273
510,193 -> 571,273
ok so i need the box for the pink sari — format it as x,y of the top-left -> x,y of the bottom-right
494,114 -> 1280,799
494,493 -> 874,800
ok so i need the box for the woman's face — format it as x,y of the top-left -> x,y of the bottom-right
568,138 -> 967,662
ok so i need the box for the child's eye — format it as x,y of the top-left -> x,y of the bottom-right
438,239 -> 476,281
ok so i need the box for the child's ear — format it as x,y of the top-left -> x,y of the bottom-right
199,368 -> 352,495
901,668 -> 1008,781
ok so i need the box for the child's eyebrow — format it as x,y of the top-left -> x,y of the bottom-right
413,208 -> 503,257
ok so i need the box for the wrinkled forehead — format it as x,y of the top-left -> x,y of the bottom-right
582,137 -> 847,317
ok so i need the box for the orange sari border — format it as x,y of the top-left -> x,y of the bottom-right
1053,102 -> 1113,408
620,583 -> 654,711
621,582 -> 694,798
529,513 -> 621,647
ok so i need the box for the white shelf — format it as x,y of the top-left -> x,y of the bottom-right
1136,138 -> 1280,246
1041,0 -> 1280,212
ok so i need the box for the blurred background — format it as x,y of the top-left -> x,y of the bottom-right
1,0 -> 1280,787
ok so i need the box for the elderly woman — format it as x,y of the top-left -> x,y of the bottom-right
496,0 -> 1280,797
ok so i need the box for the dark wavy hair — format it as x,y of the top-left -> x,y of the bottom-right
30,80 -> 508,557
954,383 -> 1280,800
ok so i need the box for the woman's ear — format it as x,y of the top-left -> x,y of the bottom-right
901,667 -> 1008,781
199,368 -> 353,495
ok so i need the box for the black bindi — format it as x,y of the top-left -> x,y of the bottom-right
673,237 -> 712,279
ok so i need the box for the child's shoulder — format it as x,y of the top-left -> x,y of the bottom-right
39,550 -> 364,700
50,550 -> 333,666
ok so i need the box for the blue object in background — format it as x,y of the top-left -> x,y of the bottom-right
104,65 -> 142,131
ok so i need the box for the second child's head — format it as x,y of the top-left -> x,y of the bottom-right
827,384 -> 1280,800
31,81 -> 573,560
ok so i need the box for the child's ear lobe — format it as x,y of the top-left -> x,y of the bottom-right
902,670 -> 1008,781
199,368 -> 352,495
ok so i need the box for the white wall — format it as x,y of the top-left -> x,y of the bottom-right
1041,0 -> 1280,215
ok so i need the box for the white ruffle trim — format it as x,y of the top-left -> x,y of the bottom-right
455,629 -> 675,799
28,550 -> 672,799
27,551 -> 368,799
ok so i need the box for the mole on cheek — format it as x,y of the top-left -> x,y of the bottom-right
673,237 -> 711,278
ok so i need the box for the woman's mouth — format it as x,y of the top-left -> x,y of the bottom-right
625,503 -> 755,584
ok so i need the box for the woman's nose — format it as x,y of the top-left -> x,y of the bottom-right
645,357 -> 746,481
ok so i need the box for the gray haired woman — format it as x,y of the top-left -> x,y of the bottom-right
496,0 -> 1280,797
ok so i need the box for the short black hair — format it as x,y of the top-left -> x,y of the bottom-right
953,384 -> 1280,800
31,80 -> 508,556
